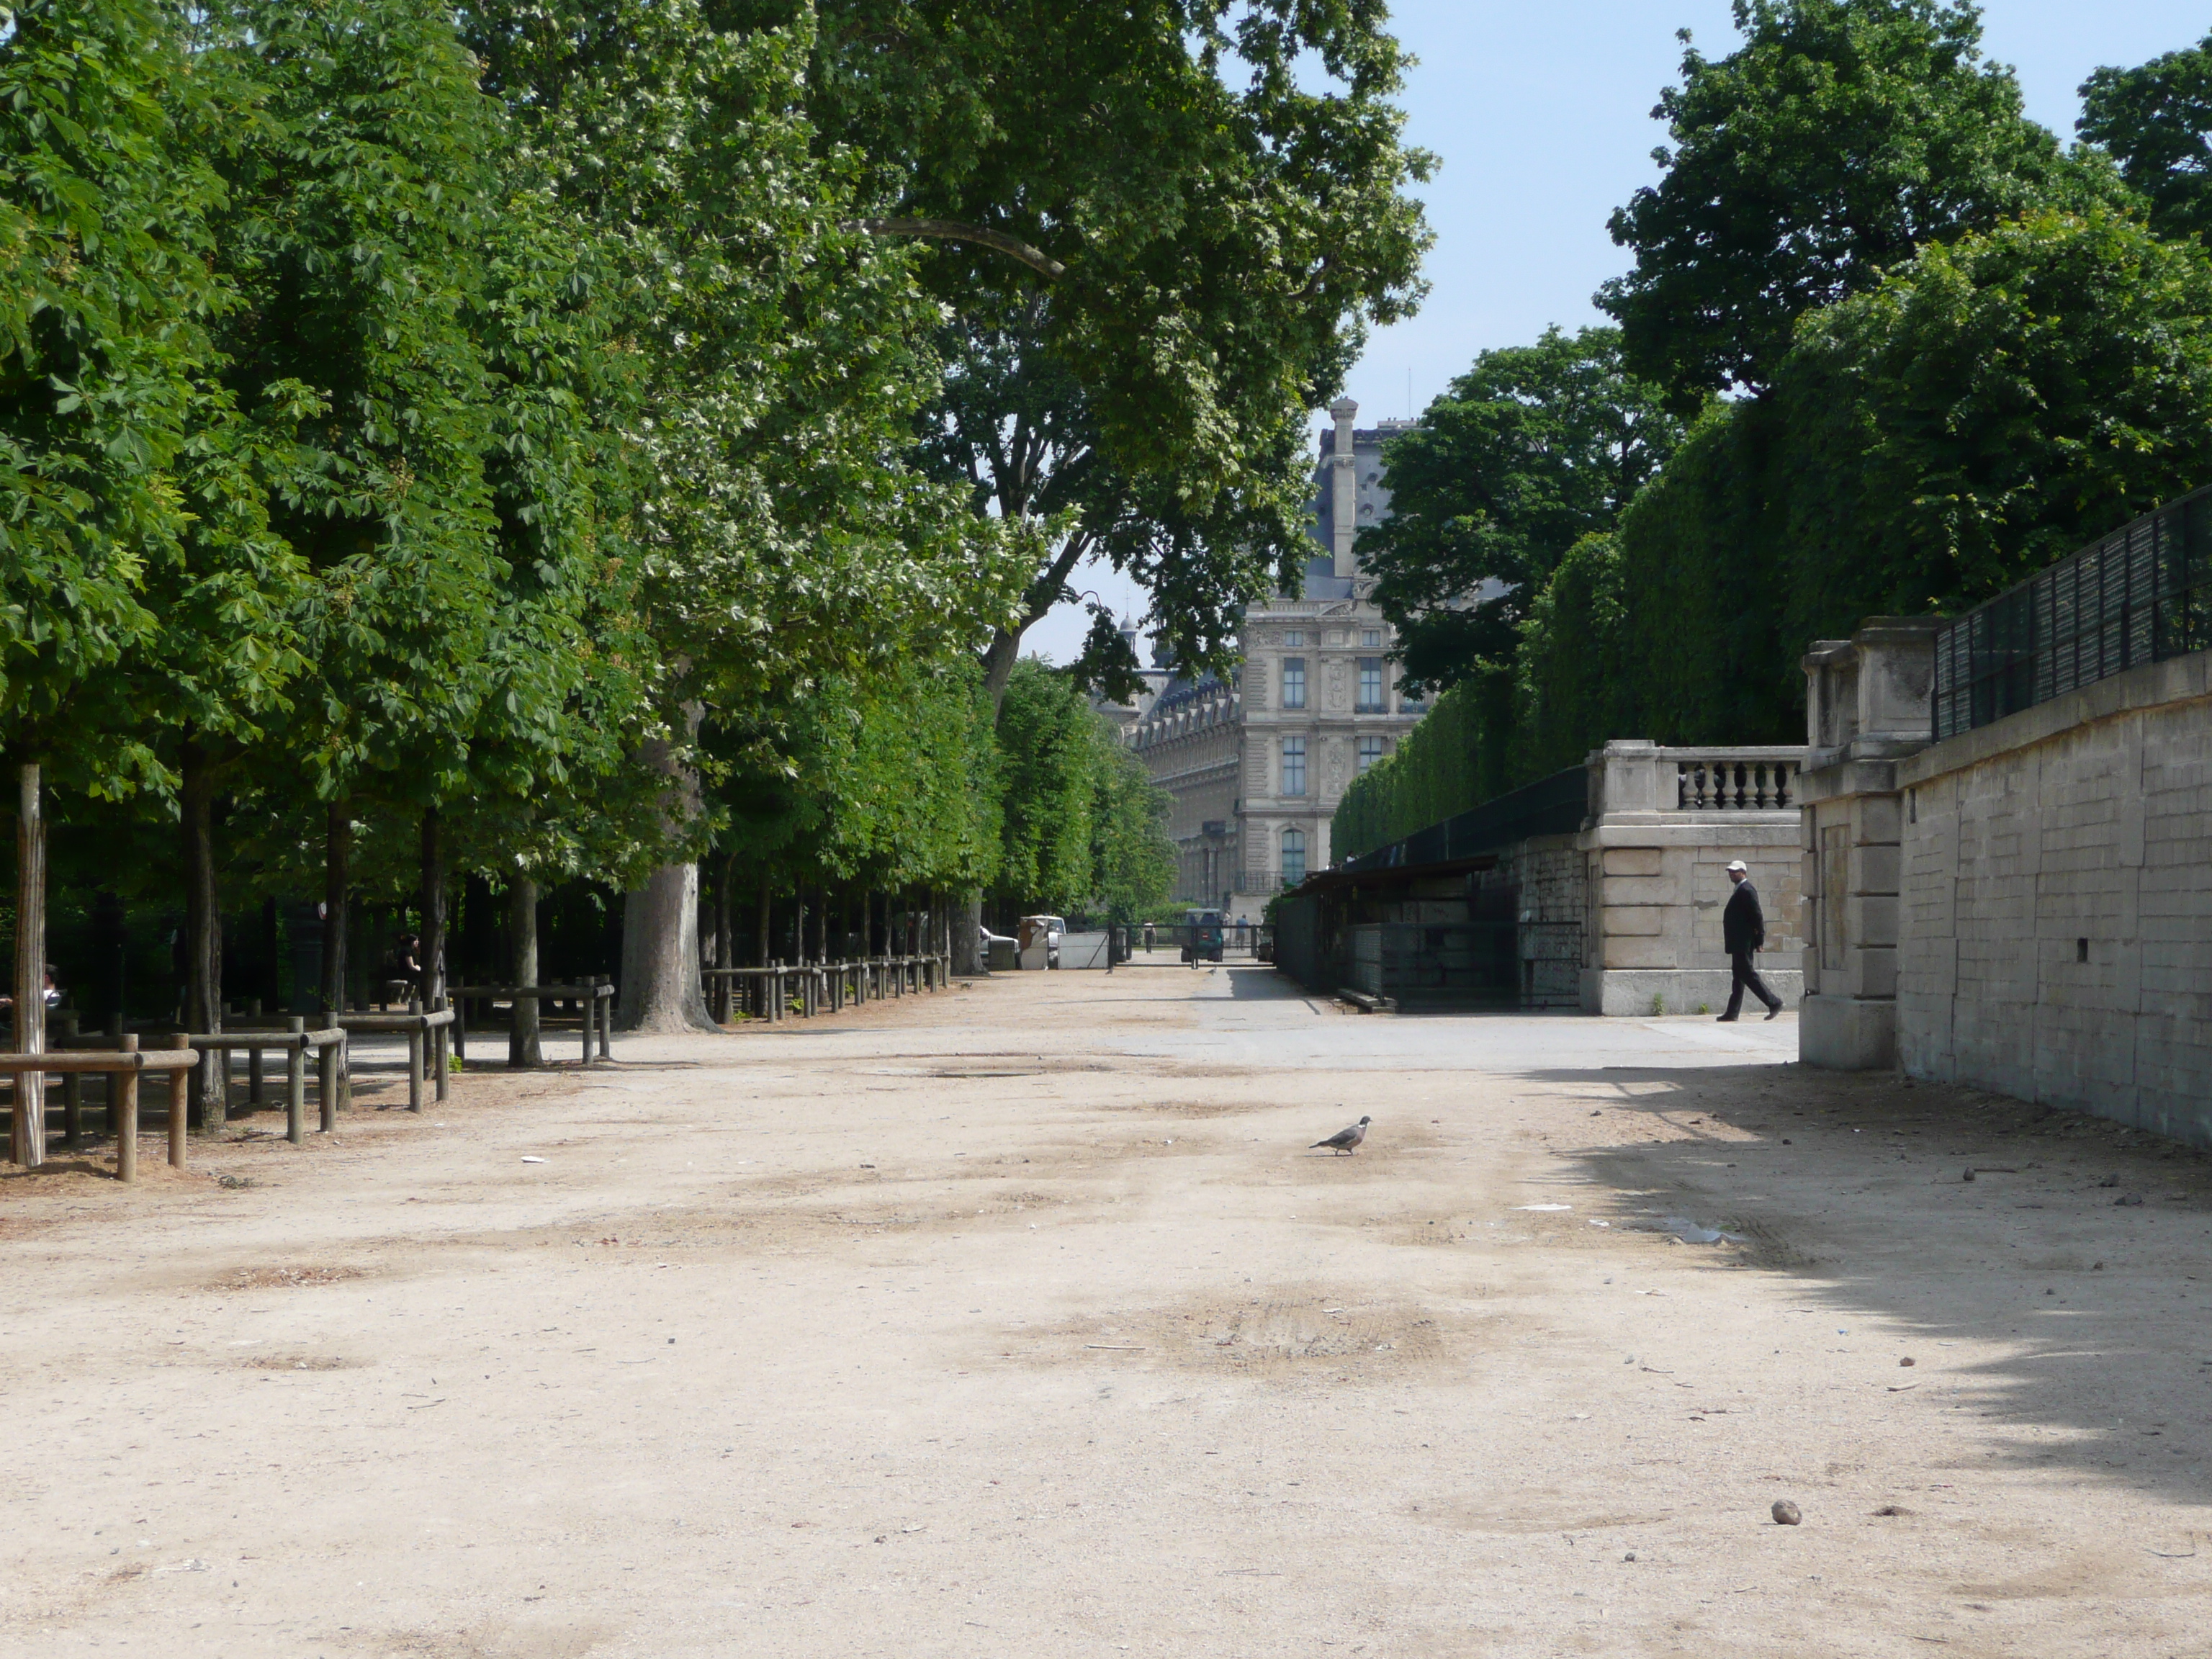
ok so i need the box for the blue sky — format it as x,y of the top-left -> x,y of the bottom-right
1026,1 -> 2211,665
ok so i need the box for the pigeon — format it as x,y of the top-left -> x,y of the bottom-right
1310,1115 -> 1371,1155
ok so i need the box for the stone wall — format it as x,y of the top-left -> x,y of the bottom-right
1495,835 -> 1583,1008
1578,742 -> 1806,1016
1895,652 -> 2212,1141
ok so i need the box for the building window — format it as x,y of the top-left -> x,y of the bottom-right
1362,629 -> 1381,647
1282,736 -> 1306,796
1357,736 -> 1384,773
1281,828 -> 1307,888
1281,657 -> 1306,709
1284,629 -> 1304,647
1357,657 -> 1385,712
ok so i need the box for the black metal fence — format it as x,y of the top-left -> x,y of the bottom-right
1933,485 -> 2212,740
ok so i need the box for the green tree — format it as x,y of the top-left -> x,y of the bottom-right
2080,32 -> 2212,243
158,0 -> 517,1100
769,0 -> 1434,696
1511,533 -> 1636,782
464,0 -> 1031,1025
1776,205 -> 2212,639
1359,325 -> 1681,699
1089,744 -> 1174,928
1600,0 -> 2080,407
1,0 -> 229,773
992,661 -> 1100,916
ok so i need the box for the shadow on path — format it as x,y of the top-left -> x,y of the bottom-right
1520,1059 -> 2212,1514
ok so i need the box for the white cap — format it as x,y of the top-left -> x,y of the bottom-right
1725,860 -> 1748,873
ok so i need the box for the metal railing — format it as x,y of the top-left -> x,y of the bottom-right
1933,485 -> 2212,739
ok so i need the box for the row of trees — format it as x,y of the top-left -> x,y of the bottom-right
1339,2 -> 2212,856
4,0 -> 1433,1097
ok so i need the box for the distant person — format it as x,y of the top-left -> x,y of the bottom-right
1143,921 -> 1156,952
1719,860 -> 1782,1022
0,965 -> 60,1015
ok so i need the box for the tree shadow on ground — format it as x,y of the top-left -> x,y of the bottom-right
1514,1059 -> 2212,1514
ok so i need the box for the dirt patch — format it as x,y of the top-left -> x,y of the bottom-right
1099,1100 -> 1272,1118
239,1353 -> 368,1371
1009,1292 -> 1455,1381
203,1264 -> 367,1292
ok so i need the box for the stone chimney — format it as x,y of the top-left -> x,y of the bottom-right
1329,397 -> 1359,580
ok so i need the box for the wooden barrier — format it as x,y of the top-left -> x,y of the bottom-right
191,1019 -> 349,1141
446,980 -> 615,1069
0,1035 -> 199,1180
336,1001 -> 456,1112
703,954 -> 949,1024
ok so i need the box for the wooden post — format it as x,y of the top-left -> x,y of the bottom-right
432,995 -> 451,1102
580,981 -> 596,1066
318,1032 -> 338,1133
12,760 -> 45,1166
595,979 -> 611,1061
57,1011 -> 82,1150
114,1035 -> 140,1183
167,1033 -> 189,1169
407,997 -> 425,1112
285,1016 -> 306,1144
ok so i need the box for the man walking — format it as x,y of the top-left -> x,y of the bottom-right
1719,860 -> 1783,1022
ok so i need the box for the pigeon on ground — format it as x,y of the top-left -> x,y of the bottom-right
1310,1115 -> 1371,1155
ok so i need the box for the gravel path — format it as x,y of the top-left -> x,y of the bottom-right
3,965 -> 2208,1656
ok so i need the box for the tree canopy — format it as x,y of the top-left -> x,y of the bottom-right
760,0 -> 1435,695
1357,326 -> 1681,698
1599,0 -> 2078,407
2080,30 -> 2212,243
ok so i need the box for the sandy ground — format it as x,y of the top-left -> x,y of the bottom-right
4,964 -> 2211,1658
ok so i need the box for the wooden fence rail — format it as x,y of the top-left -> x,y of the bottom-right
186,1020 -> 349,1141
0,1036 -> 199,1181
446,981 -> 615,1069
703,953 -> 949,1022
336,1002 -> 457,1112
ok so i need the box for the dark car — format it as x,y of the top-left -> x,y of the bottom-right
1179,907 -> 1224,963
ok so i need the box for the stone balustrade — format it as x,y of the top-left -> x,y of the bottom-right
1669,751 -> 1800,811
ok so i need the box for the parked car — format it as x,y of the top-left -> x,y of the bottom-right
1017,914 -> 1066,970
1180,907 -> 1224,963
978,924 -> 1018,972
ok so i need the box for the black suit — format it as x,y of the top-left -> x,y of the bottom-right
1722,877 -> 1781,1018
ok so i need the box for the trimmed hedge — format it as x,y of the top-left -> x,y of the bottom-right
1336,209 -> 2212,866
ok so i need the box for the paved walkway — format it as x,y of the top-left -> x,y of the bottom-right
2,966 -> 2206,1656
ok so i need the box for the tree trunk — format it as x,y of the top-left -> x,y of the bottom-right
259,896 -> 281,1011
756,871 -> 770,968
12,763 -> 46,1165
419,807 -> 446,1007
181,738 -> 223,1128
508,875 -> 541,1066
952,891 -> 984,975
619,862 -> 714,1030
320,802 -> 350,1016
616,731 -> 716,1032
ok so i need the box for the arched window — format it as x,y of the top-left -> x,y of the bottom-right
1281,828 -> 1307,888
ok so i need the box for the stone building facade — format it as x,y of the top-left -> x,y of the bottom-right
1128,397 -> 1430,921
